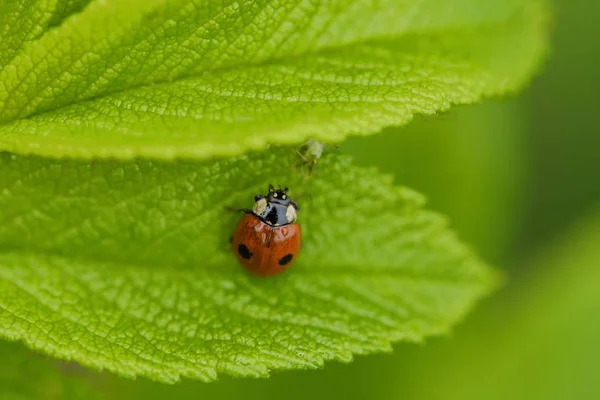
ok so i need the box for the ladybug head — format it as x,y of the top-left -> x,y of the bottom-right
266,184 -> 293,206
253,185 -> 295,206
252,185 -> 299,225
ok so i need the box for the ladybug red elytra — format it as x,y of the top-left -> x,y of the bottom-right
231,185 -> 301,276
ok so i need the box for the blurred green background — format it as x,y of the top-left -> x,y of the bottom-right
2,0 -> 599,398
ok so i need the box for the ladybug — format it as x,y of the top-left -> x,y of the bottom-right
231,185 -> 301,276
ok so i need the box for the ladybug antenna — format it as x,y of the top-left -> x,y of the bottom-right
284,187 -> 289,193
268,184 -> 275,193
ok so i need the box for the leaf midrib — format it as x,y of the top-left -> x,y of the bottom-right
0,248 -> 470,355
0,246 -> 488,287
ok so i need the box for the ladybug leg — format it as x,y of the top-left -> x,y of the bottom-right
224,206 -> 252,214
225,236 -> 235,253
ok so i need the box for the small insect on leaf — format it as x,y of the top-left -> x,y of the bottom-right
296,139 -> 339,176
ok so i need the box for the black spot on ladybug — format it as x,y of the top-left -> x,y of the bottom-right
238,244 -> 253,259
265,207 -> 279,225
278,254 -> 293,266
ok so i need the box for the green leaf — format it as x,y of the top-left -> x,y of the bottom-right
0,0 -> 548,159
0,149 -> 497,383
0,0 -> 92,67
